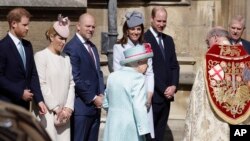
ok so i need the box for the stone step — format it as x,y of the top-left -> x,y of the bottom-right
165,119 -> 185,141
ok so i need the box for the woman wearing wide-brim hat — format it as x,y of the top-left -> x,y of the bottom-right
103,44 -> 153,141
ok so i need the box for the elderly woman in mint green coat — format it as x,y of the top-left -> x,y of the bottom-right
103,45 -> 153,141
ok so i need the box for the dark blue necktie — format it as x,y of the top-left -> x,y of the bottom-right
158,33 -> 165,59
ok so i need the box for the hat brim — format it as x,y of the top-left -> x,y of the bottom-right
120,52 -> 153,65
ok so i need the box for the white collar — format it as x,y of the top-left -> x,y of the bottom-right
76,33 -> 88,44
149,27 -> 159,38
8,32 -> 21,47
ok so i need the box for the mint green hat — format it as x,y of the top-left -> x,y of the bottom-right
120,44 -> 153,65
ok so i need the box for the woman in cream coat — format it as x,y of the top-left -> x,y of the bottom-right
34,15 -> 75,141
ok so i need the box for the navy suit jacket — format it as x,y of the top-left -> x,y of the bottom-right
0,34 -> 44,109
63,35 -> 104,116
241,39 -> 250,54
229,38 -> 250,54
144,30 -> 180,104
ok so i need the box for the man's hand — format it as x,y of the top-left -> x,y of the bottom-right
38,101 -> 47,115
164,85 -> 176,99
22,89 -> 33,101
94,94 -> 104,108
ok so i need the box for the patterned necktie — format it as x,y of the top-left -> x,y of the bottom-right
85,41 -> 96,67
158,33 -> 165,59
18,41 -> 26,69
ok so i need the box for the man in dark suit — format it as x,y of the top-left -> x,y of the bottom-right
64,13 -> 104,141
0,8 -> 47,114
228,15 -> 250,53
144,6 -> 180,141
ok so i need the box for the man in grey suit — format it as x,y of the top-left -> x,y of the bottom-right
228,15 -> 250,53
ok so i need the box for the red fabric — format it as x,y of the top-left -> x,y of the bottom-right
205,44 -> 250,124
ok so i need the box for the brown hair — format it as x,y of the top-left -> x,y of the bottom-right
151,6 -> 167,18
45,26 -> 57,41
7,8 -> 31,26
117,22 -> 144,47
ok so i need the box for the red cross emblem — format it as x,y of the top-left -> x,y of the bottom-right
208,64 -> 224,81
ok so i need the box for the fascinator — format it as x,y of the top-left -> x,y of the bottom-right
53,14 -> 70,38
125,11 -> 144,28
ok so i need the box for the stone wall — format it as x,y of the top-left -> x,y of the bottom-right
1,0 -> 250,120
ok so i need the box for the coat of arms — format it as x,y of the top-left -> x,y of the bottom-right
205,44 -> 250,124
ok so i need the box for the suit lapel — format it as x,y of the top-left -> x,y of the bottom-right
161,34 -> 168,57
22,40 -> 31,76
146,30 -> 166,61
74,36 -> 96,70
6,35 -> 26,73
146,30 -> 158,46
92,46 -> 100,69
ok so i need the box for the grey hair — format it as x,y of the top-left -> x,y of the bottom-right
230,15 -> 246,28
124,61 -> 138,67
206,27 -> 229,43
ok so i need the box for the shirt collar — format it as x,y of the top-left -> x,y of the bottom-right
149,27 -> 159,38
76,33 -> 88,44
8,32 -> 21,47
231,39 -> 243,45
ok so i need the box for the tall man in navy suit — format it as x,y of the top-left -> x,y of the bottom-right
64,13 -> 104,141
228,15 -> 250,53
144,6 -> 180,141
0,8 -> 47,114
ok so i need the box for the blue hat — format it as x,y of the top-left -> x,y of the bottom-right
120,43 -> 153,65
125,11 -> 144,28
